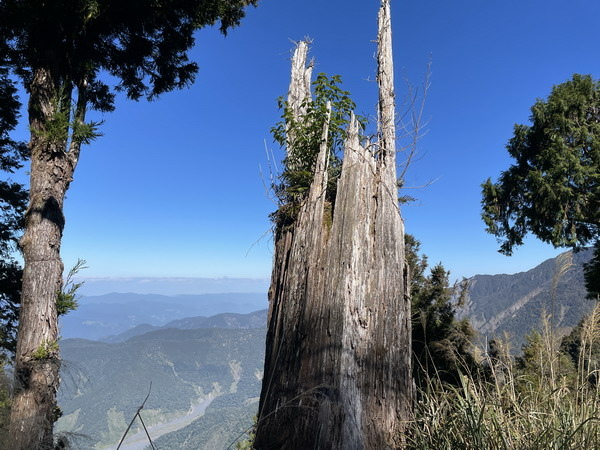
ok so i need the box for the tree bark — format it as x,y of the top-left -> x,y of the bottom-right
255,2 -> 412,448
8,66 -> 81,450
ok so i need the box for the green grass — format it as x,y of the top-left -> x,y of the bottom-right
408,305 -> 600,450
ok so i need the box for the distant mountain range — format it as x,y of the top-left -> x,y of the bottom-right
457,249 -> 595,349
53,249 -> 598,448
56,311 -> 268,449
76,277 -> 270,297
59,292 -> 268,340
101,310 -> 268,343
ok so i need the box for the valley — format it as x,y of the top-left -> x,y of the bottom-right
53,250 -> 598,448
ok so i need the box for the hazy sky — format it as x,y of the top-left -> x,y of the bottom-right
12,0 -> 600,289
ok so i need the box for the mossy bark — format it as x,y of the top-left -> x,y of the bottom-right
9,65 -> 85,450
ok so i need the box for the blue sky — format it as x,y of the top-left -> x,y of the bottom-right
12,0 -> 600,291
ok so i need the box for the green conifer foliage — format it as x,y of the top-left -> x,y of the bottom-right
482,74 -> 600,295
0,71 -> 26,358
0,68 -> 26,450
406,234 -> 476,388
1,2 -> 258,447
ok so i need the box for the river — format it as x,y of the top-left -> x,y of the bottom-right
106,394 -> 216,450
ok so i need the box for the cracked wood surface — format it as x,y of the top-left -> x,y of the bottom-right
256,2 -> 411,448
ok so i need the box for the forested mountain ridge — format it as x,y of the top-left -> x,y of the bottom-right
101,309 -> 268,343
50,250 -> 595,448
457,249 -> 594,348
59,293 -> 267,340
164,309 -> 267,331
55,328 -> 265,449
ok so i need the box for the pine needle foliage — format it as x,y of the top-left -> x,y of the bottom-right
481,74 -> 600,297
0,368 -> 11,449
0,70 -> 26,358
406,234 -> 477,389
482,74 -> 600,255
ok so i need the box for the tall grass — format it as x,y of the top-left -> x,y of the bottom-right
408,303 -> 600,450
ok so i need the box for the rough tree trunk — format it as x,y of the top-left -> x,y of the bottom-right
8,67 -> 82,450
255,2 -> 412,449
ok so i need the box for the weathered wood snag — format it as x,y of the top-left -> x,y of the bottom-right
255,1 -> 412,449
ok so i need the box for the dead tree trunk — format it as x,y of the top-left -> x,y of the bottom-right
255,2 -> 412,449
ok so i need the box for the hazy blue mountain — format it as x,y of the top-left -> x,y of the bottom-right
55,328 -> 266,449
51,249 -> 598,449
101,310 -> 268,343
457,249 -> 594,349
100,323 -> 162,343
77,277 -> 270,296
59,293 -> 267,340
164,310 -> 268,330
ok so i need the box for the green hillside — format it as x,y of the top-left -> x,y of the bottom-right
102,309 -> 268,343
56,328 -> 265,449
457,249 -> 594,349
151,391 -> 259,449
60,293 -> 268,340
53,251 -> 597,448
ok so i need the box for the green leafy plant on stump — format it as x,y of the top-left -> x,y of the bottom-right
270,73 -> 366,229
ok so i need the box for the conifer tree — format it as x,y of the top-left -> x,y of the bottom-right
0,71 -> 27,358
0,66 -> 27,450
482,74 -> 600,296
406,235 -> 476,388
0,1 -> 257,447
